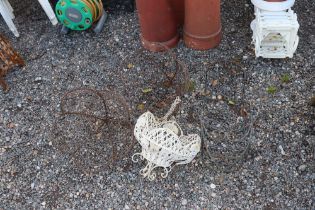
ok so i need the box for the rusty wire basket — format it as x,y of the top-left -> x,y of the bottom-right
0,34 -> 25,92
51,88 -> 136,173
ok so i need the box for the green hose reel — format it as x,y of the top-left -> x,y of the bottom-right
55,0 -> 103,31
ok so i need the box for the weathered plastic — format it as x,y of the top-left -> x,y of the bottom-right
183,0 -> 222,50
38,0 -> 58,25
0,0 -> 19,37
136,0 -> 179,52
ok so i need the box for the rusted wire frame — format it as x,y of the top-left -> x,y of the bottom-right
59,88 -> 135,164
199,57 -> 257,172
204,57 -> 246,100
118,42 -> 190,97
60,88 -> 109,119
103,87 -> 136,163
200,114 -> 256,173
58,44 -> 189,168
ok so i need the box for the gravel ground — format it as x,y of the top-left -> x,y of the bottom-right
1,0 -> 314,209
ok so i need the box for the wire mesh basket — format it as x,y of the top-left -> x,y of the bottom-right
0,34 -> 25,92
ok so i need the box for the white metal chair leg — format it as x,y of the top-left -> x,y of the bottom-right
38,0 -> 58,25
0,1 -> 19,37
3,0 -> 14,19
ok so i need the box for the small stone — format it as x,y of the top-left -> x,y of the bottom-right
298,164 -> 307,172
35,77 -> 42,82
217,95 -> 223,100
210,183 -> 216,189
181,199 -> 188,205
41,201 -> 46,206
31,183 -> 35,189
278,145 -> 286,155
243,55 -> 248,60
211,193 -> 216,197
124,205 -> 130,209
7,122 -> 16,129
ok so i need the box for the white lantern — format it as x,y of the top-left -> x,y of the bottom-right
132,97 -> 201,180
251,0 -> 299,58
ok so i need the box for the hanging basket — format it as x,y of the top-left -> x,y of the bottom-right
132,97 -> 201,180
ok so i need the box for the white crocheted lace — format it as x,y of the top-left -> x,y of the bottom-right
132,97 -> 201,180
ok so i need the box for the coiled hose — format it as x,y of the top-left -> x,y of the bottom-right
56,0 -> 104,30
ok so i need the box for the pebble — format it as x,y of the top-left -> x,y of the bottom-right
298,165 -> 307,172
210,184 -> 216,189
181,199 -> 188,205
35,77 -> 42,82
278,145 -> 286,155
